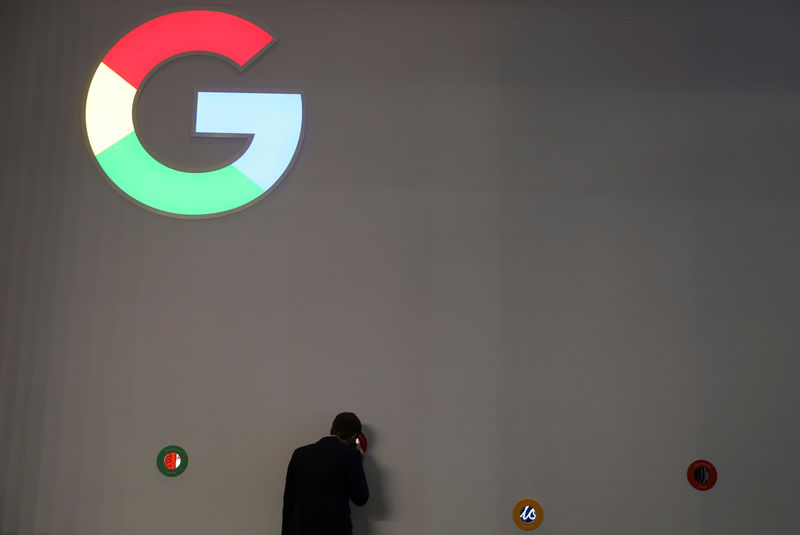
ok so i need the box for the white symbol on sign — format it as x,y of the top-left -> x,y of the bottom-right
519,505 -> 537,523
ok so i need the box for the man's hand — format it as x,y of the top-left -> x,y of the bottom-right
355,441 -> 365,459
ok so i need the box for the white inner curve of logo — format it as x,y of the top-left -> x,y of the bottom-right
519,505 -> 537,522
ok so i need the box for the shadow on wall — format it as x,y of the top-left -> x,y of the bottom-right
351,424 -> 390,535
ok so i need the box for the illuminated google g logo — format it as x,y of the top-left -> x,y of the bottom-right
85,11 -> 303,217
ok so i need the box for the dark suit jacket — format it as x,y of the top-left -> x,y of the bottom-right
282,436 -> 369,535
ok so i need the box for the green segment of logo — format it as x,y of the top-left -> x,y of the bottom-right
96,132 -> 264,216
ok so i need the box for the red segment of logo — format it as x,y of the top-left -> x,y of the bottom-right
102,10 -> 273,88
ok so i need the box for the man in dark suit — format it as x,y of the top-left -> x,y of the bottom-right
282,412 -> 369,535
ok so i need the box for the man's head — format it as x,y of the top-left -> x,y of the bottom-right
330,412 -> 362,444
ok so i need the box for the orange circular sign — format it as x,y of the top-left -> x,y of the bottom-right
513,499 -> 543,530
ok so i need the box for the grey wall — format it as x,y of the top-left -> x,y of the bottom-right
2,1 -> 800,533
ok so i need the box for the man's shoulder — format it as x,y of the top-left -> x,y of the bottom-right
292,442 -> 317,456
293,437 -> 333,454
293,437 -> 358,458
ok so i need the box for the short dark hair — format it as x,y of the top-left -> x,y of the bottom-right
330,412 -> 361,440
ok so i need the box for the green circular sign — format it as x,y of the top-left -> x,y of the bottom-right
156,445 -> 188,477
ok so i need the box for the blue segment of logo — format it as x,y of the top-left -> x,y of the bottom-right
195,91 -> 303,191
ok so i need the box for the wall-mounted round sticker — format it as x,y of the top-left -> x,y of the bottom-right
513,499 -> 543,530
157,445 -> 188,477
687,459 -> 717,491
356,432 -> 368,453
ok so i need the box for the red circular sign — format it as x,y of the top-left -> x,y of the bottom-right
687,460 -> 717,490
356,432 -> 368,453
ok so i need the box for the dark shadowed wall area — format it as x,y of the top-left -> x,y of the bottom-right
2,1 -> 799,533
